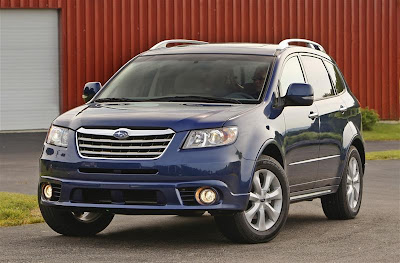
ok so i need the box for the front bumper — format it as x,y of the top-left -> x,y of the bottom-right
39,176 -> 249,213
39,131 -> 255,213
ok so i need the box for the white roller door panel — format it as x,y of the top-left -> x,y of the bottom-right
0,9 -> 59,131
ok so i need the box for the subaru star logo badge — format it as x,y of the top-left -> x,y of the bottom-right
113,130 -> 129,140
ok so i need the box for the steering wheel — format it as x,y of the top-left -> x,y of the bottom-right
225,92 -> 255,99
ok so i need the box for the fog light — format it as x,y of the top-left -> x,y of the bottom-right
43,184 -> 53,199
195,187 -> 217,205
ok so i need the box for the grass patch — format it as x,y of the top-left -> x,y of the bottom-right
363,123 -> 400,141
366,150 -> 400,160
0,192 -> 44,227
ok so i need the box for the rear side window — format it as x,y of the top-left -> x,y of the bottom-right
324,61 -> 346,94
301,56 -> 336,100
279,56 -> 305,97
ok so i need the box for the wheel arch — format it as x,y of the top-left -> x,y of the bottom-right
350,137 -> 365,173
257,139 -> 285,170
342,120 -> 365,174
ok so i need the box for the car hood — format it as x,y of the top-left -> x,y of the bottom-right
53,102 -> 258,132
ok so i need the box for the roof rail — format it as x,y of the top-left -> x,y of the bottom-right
278,39 -> 325,53
149,39 -> 209,50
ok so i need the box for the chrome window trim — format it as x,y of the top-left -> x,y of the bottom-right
298,53 -> 349,101
75,127 -> 175,160
288,155 -> 340,166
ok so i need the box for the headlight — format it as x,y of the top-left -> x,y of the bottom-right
182,127 -> 238,149
46,125 -> 69,147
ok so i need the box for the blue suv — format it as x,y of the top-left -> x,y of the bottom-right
39,39 -> 365,243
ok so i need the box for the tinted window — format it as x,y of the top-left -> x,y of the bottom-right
301,56 -> 335,100
324,61 -> 346,94
279,56 -> 305,96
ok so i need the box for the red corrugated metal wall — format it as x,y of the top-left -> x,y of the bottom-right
1,0 -> 399,119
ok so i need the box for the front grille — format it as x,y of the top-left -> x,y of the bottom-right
76,128 -> 174,159
178,188 -> 199,206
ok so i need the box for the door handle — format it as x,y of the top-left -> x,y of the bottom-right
308,111 -> 319,119
339,105 -> 347,113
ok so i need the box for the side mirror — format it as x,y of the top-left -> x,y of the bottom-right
284,83 -> 314,106
82,82 -> 102,103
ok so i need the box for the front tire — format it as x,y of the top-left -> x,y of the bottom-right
321,146 -> 363,219
39,203 -> 114,236
214,156 -> 290,243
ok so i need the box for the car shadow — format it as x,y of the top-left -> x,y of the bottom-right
32,212 -> 335,247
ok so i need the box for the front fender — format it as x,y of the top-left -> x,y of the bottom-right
225,104 -> 286,193
226,103 -> 286,162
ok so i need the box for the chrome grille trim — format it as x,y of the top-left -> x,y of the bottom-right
78,127 -> 175,136
76,127 -> 175,160
78,144 -> 168,150
77,138 -> 172,144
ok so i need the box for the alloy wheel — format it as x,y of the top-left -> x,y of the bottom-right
245,169 -> 283,231
346,156 -> 361,211
72,212 -> 102,223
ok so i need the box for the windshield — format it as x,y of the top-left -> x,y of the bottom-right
96,54 -> 273,104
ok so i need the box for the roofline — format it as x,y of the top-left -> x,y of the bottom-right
148,38 -> 327,54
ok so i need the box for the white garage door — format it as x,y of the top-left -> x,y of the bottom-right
0,9 -> 59,131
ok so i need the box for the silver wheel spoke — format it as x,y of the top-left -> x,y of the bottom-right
353,172 -> 360,183
268,187 -> 282,200
262,171 -> 274,191
347,185 -> 352,196
347,187 -> 354,206
253,172 -> 262,195
352,158 -> 357,175
72,212 -> 101,222
348,160 -> 353,176
264,202 -> 279,222
249,192 -> 259,202
245,202 -> 260,222
257,207 -> 267,231
347,174 -> 352,185
353,185 -> 359,201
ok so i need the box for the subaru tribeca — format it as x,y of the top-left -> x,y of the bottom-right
39,39 -> 365,243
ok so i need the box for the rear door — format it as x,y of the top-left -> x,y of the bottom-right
300,55 -> 348,188
280,55 -> 320,193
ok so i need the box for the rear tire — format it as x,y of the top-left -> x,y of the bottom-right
39,203 -> 114,236
214,156 -> 289,243
321,146 -> 363,220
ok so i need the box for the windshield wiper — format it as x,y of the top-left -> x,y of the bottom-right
146,96 -> 242,104
94,98 -> 145,103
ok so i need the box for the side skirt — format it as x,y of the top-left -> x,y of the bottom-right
289,185 -> 339,203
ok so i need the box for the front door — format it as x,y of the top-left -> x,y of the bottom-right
279,55 -> 320,193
